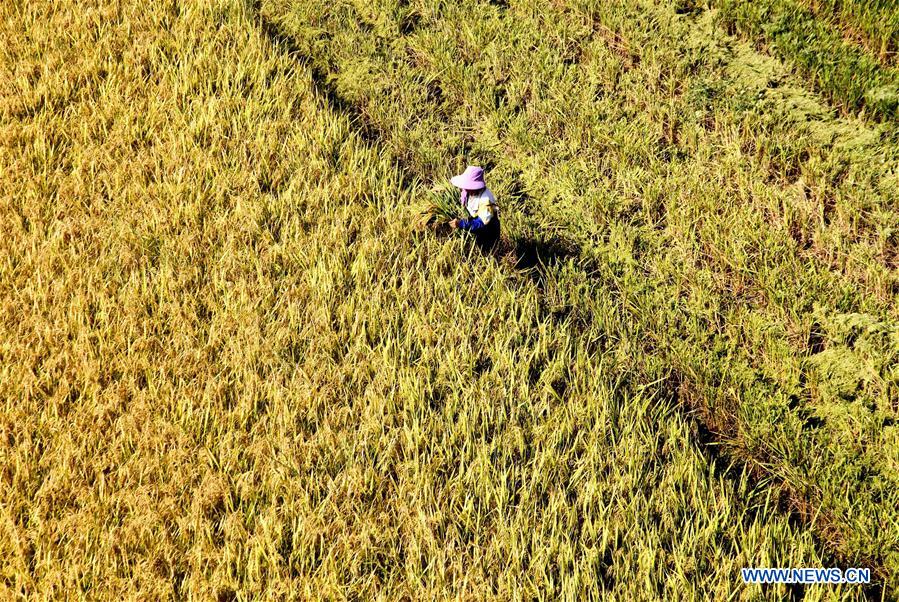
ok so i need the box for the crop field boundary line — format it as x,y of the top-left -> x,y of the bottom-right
250,3 -> 889,596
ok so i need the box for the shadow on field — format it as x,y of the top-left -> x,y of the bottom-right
418,217 -> 582,290
509,235 -> 579,271
495,234 -> 583,292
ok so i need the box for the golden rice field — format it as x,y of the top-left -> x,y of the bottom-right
2,0 -> 898,599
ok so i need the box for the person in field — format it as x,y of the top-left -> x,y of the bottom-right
448,165 -> 500,251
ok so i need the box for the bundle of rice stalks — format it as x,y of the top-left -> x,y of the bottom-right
416,185 -> 463,233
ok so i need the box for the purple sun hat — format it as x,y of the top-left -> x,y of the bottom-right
450,165 -> 486,190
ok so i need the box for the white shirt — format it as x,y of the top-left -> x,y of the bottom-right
465,188 -> 498,224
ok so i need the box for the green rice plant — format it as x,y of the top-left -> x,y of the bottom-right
716,0 -> 899,118
805,0 -> 899,63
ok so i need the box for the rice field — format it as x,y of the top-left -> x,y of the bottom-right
1,0 -> 898,599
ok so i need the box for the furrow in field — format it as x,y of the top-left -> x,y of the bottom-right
259,0 -> 899,588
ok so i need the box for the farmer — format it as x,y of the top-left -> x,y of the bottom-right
449,165 -> 500,251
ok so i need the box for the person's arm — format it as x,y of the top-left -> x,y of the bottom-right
458,216 -> 487,231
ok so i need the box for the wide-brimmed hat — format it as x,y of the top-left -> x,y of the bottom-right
450,165 -> 486,190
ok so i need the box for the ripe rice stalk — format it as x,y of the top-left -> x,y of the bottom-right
416,185 -> 464,232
